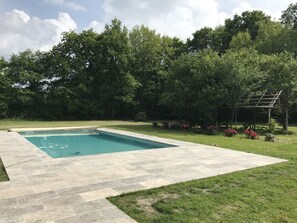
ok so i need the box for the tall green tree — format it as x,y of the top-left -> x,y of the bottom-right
129,25 -> 174,117
96,19 -> 140,118
220,49 -> 265,107
161,50 -> 225,125
187,27 -> 214,52
281,3 -> 297,29
0,57 -> 9,118
44,30 -> 98,119
7,50 -> 46,118
259,52 -> 297,107
229,32 -> 253,50
187,26 -> 225,54
223,10 -> 271,50
255,20 -> 297,56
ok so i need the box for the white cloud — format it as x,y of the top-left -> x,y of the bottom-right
0,9 -> 77,58
87,20 -> 105,33
44,0 -> 86,11
88,0 -> 229,40
232,2 -> 253,15
230,0 -> 295,20
87,0 -> 296,39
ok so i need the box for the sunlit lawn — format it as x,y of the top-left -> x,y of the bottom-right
107,123 -> 297,223
0,120 -> 297,222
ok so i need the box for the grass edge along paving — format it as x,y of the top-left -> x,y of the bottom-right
0,120 -> 297,222
107,124 -> 297,223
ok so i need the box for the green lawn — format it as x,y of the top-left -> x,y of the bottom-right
0,119 -> 146,131
0,120 -> 297,222
107,124 -> 297,223
0,158 -> 9,181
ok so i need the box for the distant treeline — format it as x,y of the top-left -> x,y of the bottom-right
1,3 -> 297,125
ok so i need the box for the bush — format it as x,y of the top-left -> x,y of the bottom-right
162,121 -> 169,129
168,122 -> 180,129
181,123 -> 190,131
134,112 -> 147,122
244,129 -> 258,140
224,128 -> 238,137
207,125 -> 219,135
265,133 -> 275,142
152,122 -> 159,128
268,118 -> 279,132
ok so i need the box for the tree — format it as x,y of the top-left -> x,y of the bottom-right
170,37 -> 187,60
129,25 -> 176,117
161,50 -> 224,125
255,20 -> 297,56
7,50 -> 46,118
220,49 -> 265,107
187,26 -> 225,54
96,19 -> 140,118
281,3 -> 297,29
229,32 -> 253,50
224,10 -> 271,50
187,27 -> 214,52
0,57 -> 9,118
259,52 -> 297,107
44,30 -> 99,119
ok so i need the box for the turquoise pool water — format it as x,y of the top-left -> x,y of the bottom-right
19,129 -> 174,158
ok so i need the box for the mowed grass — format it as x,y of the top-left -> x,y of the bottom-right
0,158 -> 9,181
0,119 -> 146,131
106,124 -> 297,223
0,120 -> 297,222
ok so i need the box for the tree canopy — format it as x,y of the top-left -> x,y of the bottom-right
1,4 -> 297,124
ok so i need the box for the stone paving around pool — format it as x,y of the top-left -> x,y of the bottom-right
0,128 -> 286,223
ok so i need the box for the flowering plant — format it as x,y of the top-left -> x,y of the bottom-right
207,125 -> 219,135
244,129 -> 257,140
224,128 -> 238,137
181,123 -> 190,131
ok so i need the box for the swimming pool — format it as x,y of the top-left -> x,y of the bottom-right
19,129 -> 175,158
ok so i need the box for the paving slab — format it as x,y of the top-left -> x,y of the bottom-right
0,128 -> 286,222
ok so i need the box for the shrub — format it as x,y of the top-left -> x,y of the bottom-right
268,118 -> 279,132
134,112 -> 147,122
244,129 -> 258,140
168,122 -> 180,129
162,121 -> 169,129
265,133 -> 275,142
224,128 -> 238,137
181,123 -> 190,131
207,125 -> 219,135
152,122 -> 159,128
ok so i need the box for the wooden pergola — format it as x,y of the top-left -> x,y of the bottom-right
233,91 -> 288,132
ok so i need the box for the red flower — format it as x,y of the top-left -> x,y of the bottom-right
224,128 -> 238,137
244,129 -> 257,139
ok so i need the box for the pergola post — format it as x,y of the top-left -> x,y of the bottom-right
285,108 -> 289,133
235,91 -> 285,131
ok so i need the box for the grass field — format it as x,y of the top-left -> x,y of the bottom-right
0,120 -> 297,222
0,158 -> 9,181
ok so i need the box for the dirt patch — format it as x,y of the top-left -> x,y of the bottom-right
137,197 -> 158,215
136,193 -> 180,215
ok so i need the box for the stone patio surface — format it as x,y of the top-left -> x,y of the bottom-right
0,128 -> 286,223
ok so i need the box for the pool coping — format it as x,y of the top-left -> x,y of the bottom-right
8,126 -> 98,132
0,127 -> 287,223
19,128 -> 180,159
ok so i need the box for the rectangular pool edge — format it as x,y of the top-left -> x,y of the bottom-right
19,128 -> 178,158
9,126 -> 98,132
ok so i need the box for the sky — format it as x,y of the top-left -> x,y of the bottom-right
0,0 -> 295,58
